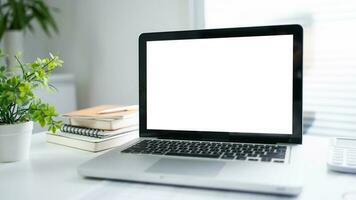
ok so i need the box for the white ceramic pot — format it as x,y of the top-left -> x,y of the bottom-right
3,30 -> 24,72
0,121 -> 33,162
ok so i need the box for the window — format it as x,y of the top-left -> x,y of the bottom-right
200,0 -> 356,136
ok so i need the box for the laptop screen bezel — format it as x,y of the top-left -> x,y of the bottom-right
139,24 -> 303,144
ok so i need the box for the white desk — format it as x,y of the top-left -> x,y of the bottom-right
0,133 -> 355,200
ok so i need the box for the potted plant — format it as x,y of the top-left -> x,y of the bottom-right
0,49 -> 63,162
0,0 -> 58,70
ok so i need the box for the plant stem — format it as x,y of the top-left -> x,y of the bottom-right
6,103 -> 15,123
26,58 -> 56,82
10,103 -> 16,119
15,56 -> 26,78
14,109 -> 27,119
42,57 -> 56,69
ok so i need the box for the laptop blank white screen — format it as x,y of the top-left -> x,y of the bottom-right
146,35 -> 293,135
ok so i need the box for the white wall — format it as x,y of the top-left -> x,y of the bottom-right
23,0 -> 192,108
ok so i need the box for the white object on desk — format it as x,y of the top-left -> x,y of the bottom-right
1,133 -> 356,200
327,137 -> 356,173
0,121 -> 33,162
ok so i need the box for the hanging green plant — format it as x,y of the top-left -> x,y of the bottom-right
0,0 -> 58,40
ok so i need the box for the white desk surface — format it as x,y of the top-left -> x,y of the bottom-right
0,133 -> 355,200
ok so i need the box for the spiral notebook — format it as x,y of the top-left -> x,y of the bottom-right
47,130 -> 138,152
60,124 -> 138,138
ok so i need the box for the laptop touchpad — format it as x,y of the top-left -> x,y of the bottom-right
145,158 -> 225,177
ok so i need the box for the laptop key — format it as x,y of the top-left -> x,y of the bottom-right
273,160 -> 285,163
141,150 -> 154,154
247,153 -> 257,157
221,154 -> 235,159
236,156 -> 247,160
166,152 -> 220,158
261,157 -> 272,162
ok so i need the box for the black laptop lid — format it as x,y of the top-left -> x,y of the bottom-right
139,25 -> 303,144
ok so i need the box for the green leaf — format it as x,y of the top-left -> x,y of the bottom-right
0,49 -> 63,129
0,0 -> 59,37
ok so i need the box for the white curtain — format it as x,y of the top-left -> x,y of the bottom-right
203,0 -> 356,136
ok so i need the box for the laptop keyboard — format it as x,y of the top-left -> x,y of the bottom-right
121,139 -> 287,163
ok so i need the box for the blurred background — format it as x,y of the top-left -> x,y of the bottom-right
1,0 -> 355,136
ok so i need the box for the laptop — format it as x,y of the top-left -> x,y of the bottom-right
78,24 -> 304,196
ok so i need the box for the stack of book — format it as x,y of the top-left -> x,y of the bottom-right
46,105 -> 139,152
